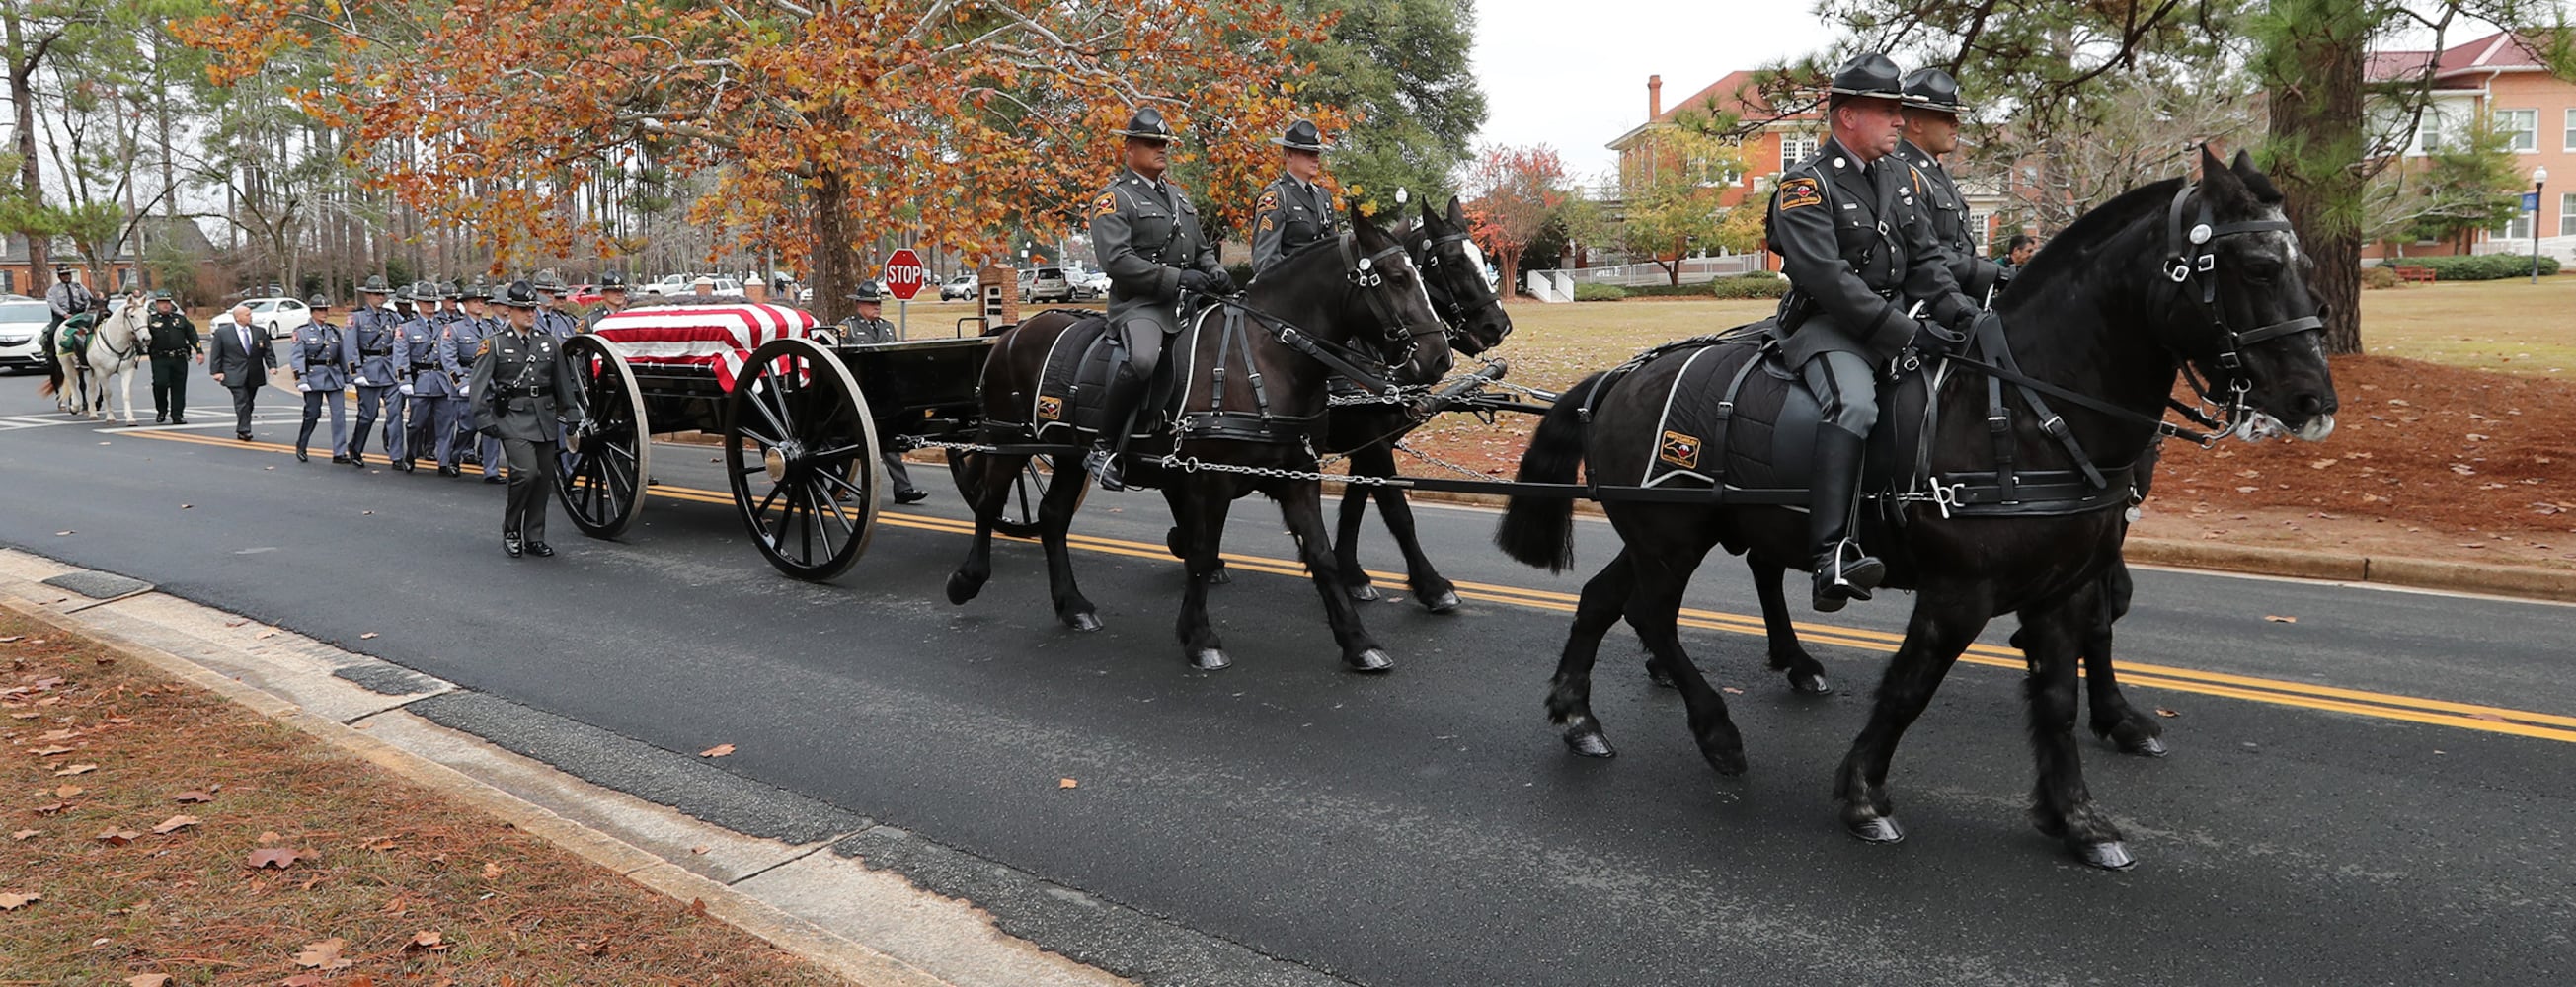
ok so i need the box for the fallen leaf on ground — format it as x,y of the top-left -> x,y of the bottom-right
52,785 -> 81,798
173,790 -> 213,803
53,763 -> 97,776
26,745 -> 73,756
126,974 -> 171,987
482,861 -> 505,878
2264,615 -> 2298,623
293,937 -> 352,969
1058,778 -> 1079,789
9,830 -> 36,840
257,830 -> 283,843
254,630 -> 277,639
152,815 -> 200,835
689,845 -> 710,855
245,847 -> 308,869
359,632 -> 378,639
280,975 -> 322,987
31,802 -> 63,816
0,636 -> 18,643
95,828 -> 141,846
0,891 -> 39,910
54,530 -> 72,536
409,929 -> 448,952
698,743 -> 735,758
2155,708 -> 2181,719
1720,686 -> 1745,695
2468,712 -> 2510,723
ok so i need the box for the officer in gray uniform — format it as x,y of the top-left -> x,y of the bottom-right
472,280 -> 586,558
288,294 -> 353,464
1764,53 -> 1978,612
390,284 -> 448,472
1895,67 -> 2007,304
345,275 -> 402,467
440,284 -> 505,483
1082,106 -> 1234,490
836,281 -> 926,504
585,271 -> 631,330
1249,119 -> 1342,277
532,274 -> 581,339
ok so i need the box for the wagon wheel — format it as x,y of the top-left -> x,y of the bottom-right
555,334 -> 651,538
726,337 -> 879,580
945,450 -> 1081,539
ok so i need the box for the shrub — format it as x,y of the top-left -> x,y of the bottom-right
2383,255 -> 2561,281
1624,282 -> 1708,297
1225,262 -> 1256,288
1573,282 -> 1629,302
1709,273 -> 1790,300
2359,266 -> 2402,290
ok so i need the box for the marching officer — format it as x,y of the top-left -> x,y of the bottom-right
288,294 -> 353,464
471,279 -> 586,558
1083,106 -> 1234,490
837,281 -> 927,504
391,284 -> 454,473
345,275 -> 403,468
1249,119 -> 1343,277
585,271 -> 631,330
1895,67 -> 2007,303
532,274 -> 581,339
144,291 -> 200,424
440,283 -> 505,483
1765,53 -> 1979,612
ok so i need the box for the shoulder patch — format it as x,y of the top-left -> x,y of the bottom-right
1257,190 -> 1281,211
476,340 -> 491,358
1091,191 -> 1119,217
1777,177 -> 1824,210
1258,214 -> 1276,233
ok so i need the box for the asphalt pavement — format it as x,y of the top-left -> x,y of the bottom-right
4,385 -> 2572,986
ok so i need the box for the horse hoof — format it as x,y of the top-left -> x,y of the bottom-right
1190,648 -> 1232,671
2073,840 -> 2137,871
1345,648 -> 1394,673
1788,671 -> 1834,696
1348,583 -> 1382,602
944,571 -> 985,605
1702,746 -> 1749,777
1844,813 -> 1906,845
1065,611 -> 1103,633
1420,589 -> 1462,613
2117,734 -> 2169,758
1563,729 -> 1615,758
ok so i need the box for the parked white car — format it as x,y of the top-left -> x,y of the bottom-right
210,296 -> 314,340
0,298 -> 51,373
939,273 -> 977,301
1074,268 -> 1111,299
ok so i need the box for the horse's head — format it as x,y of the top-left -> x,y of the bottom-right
1343,209 -> 1454,384
1412,196 -> 1514,355
2158,146 -> 2338,441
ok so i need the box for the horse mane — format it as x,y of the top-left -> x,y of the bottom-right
2009,177 -> 2186,288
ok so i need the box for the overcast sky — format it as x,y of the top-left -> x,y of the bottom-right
1466,0 -> 1843,182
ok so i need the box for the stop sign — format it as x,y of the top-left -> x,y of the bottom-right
883,249 -> 926,301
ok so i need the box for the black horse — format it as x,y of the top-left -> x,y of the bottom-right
948,210 -> 1453,672
1495,148 -> 2336,869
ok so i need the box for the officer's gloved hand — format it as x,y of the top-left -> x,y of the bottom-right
296,381 -> 312,392
1178,269 -> 1215,295
1909,320 -> 1961,359
1206,267 -> 1238,296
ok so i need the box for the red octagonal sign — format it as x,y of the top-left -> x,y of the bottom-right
883,249 -> 926,301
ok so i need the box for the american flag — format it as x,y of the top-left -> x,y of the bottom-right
587,303 -> 819,392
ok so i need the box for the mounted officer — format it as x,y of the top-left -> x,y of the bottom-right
43,266 -> 91,345
441,283 -> 504,483
289,293 -> 353,464
585,271 -> 631,330
144,291 -> 199,425
471,279 -> 586,558
1896,67 -> 2007,304
1083,106 -> 1235,490
344,275 -> 403,468
836,280 -> 927,504
1250,119 -> 1343,277
391,284 -> 449,473
1765,52 -> 1979,612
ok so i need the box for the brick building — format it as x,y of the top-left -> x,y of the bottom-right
2366,31 -> 2573,262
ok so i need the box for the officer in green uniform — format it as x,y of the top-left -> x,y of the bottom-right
1249,119 -> 1343,277
1895,67 -> 2007,304
1082,106 -> 1234,490
471,280 -> 586,558
1765,53 -> 1978,612
585,271 -> 631,330
144,291 -> 199,424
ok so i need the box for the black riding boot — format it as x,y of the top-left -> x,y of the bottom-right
1808,426 -> 1885,612
1083,368 -> 1146,492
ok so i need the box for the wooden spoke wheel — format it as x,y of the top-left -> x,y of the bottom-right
945,451 -> 1080,539
725,338 -> 879,580
555,334 -> 651,538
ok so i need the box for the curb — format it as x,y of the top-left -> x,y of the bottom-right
0,590 -> 1059,987
1324,481 -> 2576,605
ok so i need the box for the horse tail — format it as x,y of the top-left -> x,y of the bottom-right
1495,371 -> 1604,572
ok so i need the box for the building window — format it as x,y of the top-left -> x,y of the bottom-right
2496,109 -> 2537,152
2566,109 -> 2576,151
1779,134 -> 1818,171
2496,212 -> 2532,241
2562,192 -> 2575,237
2416,112 -> 2447,154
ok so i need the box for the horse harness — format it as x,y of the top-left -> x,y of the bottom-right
1413,230 -> 1504,333
1176,232 -> 1430,446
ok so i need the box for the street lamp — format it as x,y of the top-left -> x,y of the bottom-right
2534,166 -> 2549,284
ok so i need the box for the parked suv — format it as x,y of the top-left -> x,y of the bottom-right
1020,266 -> 1073,304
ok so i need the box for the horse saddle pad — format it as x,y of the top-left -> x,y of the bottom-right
1024,314 -> 1176,444
1633,338 -> 1912,496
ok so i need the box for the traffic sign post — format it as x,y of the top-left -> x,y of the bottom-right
884,248 -> 925,340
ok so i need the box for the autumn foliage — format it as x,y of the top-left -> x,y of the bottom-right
1462,144 -> 1570,295
177,0 -> 1343,319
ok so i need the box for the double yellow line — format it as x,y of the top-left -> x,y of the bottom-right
128,427 -> 2576,745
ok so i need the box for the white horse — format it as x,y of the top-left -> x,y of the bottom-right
39,301 -> 151,424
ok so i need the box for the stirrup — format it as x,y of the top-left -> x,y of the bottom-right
1812,540 -> 1885,611
1085,445 -> 1125,492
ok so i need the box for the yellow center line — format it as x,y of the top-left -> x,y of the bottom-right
124,429 -> 2576,744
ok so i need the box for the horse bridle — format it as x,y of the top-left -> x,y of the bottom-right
2158,181 -> 2324,423
1412,230 -> 1504,338
1335,230 -> 1438,368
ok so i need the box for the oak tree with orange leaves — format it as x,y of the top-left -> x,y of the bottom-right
1461,143 -> 1571,297
182,0 -> 1343,320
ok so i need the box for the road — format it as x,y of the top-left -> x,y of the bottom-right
4,386 -> 2572,986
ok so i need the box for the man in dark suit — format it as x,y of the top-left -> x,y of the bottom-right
207,303 -> 277,441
